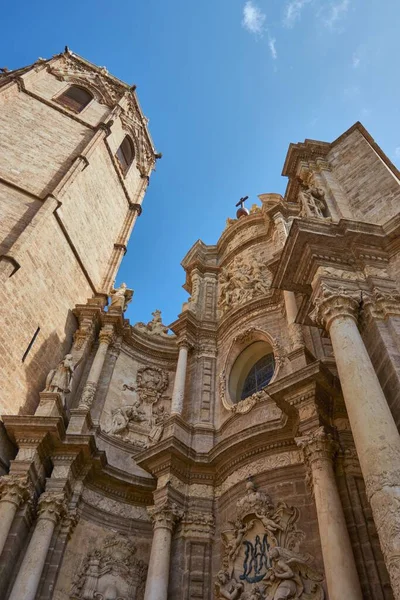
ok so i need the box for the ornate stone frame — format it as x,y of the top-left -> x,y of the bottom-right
219,328 -> 282,414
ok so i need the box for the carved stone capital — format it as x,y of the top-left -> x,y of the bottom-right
362,287 -> 400,321
0,475 -> 32,507
37,492 -> 67,523
60,508 -> 79,539
147,502 -> 184,531
78,381 -> 97,409
181,512 -> 215,537
295,426 -> 338,467
309,284 -> 360,331
99,325 -> 114,346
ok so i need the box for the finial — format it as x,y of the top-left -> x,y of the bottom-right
235,196 -> 249,219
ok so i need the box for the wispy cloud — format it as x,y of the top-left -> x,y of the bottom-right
352,53 -> 360,68
283,0 -> 312,28
322,0 -> 349,29
268,36 -> 278,59
242,1 -> 266,35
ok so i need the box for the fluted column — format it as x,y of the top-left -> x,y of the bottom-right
8,492 -> 66,600
170,341 -> 189,415
144,502 -> 183,600
295,427 -> 363,600
0,475 -> 31,557
78,324 -> 114,409
311,282 -> 400,599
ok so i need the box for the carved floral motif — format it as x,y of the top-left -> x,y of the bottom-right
0,475 -> 32,507
216,481 -> 325,599
70,532 -> 147,600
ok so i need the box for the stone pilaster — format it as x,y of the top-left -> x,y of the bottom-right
170,339 -> 190,416
310,280 -> 400,599
144,502 -> 184,600
295,427 -> 363,600
8,491 -> 67,600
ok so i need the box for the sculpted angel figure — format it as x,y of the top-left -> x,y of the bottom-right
215,570 -> 244,600
147,405 -> 169,446
299,180 -> 328,220
255,511 -> 284,542
108,400 -> 146,436
263,547 -> 324,600
44,353 -> 77,405
223,518 -> 255,563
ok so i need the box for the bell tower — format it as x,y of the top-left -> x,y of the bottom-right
0,49 -> 157,428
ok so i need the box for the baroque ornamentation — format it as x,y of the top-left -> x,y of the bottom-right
70,532 -> 147,600
298,172 -> 330,220
0,474 -> 32,507
309,284 -> 360,330
181,512 -> 216,536
147,501 -> 184,531
134,309 -> 173,337
107,399 -> 146,436
43,353 -> 80,406
216,481 -> 325,599
79,381 -> 97,410
218,254 -> 272,315
37,492 -> 67,523
135,366 -> 169,404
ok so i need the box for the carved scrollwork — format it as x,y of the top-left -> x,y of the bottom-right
216,481 -> 325,599
136,366 -> 169,404
70,532 -> 147,600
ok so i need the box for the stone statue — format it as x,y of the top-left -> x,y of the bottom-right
223,518 -> 255,562
134,309 -> 172,337
147,405 -> 169,446
218,254 -> 272,315
108,400 -> 146,436
263,547 -> 324,600
215,570 -> 244,599
44,353 -> 76,404
298,177 -> 329,220
109,282 -> 133,312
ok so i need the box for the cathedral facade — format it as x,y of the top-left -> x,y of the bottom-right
1,50 -> 400,600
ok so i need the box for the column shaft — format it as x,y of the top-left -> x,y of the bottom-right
311,456 -> 363,599
8,518 -> 55,600
144,526 -> 172,600
79,328 -> 113,409
171,345 -> 188,415
0,501 -> 18,556
328,314 -> 400,598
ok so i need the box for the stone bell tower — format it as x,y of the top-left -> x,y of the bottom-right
0,49 -> 157,447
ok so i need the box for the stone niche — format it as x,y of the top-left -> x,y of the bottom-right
99,348 -> 174,451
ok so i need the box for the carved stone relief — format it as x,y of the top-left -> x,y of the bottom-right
298,172 -> 330,220
218,252 -> 272,316
216,481 -> 325,599
104,366 -> 170,448
70,532 -> 147,600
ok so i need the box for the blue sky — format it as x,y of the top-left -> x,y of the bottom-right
2,0 -> 399,326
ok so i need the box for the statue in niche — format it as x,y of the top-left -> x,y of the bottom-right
109,282 -> 133,313
107,400 -> 146,436
298,174 -> 329,220
217,480 -> 325,600
43,353 -> 77,405
146,405 -> 169,446
134,309 -> 173,337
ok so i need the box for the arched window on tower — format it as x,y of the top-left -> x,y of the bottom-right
240,353 -> 275,400
115,136 -> 135,176
55,85 -> 93,113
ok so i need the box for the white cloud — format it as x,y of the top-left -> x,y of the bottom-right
268,36 -> 278,59
323,0 -> 349,29
352,53 -> 360,68
242,1 -> 266,35
283,0 -> 312,28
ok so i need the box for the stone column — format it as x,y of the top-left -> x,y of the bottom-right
8,492 -> 66,600
283,290 -> 304,350
311,283 -> 400,599
170,341 -> 189,415
295,427 -> 363,600
78,324 -> 114,409
0,475 -> 31,557
144,502 -> 183,600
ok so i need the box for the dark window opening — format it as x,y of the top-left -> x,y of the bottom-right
241,353 -> 275,400
56,85 -> 93,113
115,136 -> 135,175
22,327 -> 40,363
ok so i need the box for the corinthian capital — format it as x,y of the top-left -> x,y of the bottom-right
295,426 -> 338,466
147,501 -> 184,531
37,492 -> 67,523
309,283 -> 360,331
0,475 -> 32,507
99,325 -> 114,346
362,287 -> 400,321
